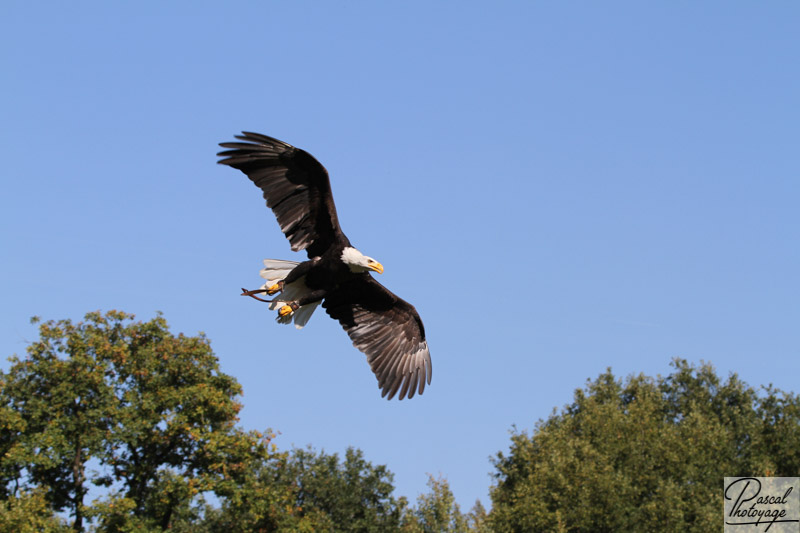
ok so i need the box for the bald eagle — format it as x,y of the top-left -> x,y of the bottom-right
217,132 -> 431,400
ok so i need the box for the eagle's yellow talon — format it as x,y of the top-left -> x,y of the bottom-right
278,304 -> 294,317
266,282 -> 282,295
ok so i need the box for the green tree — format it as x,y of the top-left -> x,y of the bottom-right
0,374 -> 26,500
465,499 -> 489,533
0,489 -> 71,532
206,445 -> 405,532
0,311 -> 273,532
196,432 -> 317,533
400,474 -> 473,533
285,446 -> 403,531
488,359 -> 800,532
1,314 -> 117,530
2,310 -> 490,532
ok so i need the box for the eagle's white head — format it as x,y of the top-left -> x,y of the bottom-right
341,247 -> 384,274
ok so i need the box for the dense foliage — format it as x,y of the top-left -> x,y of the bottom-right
0,311 -> 481,532
0,311 -> 269,531
2,312 -> 797,532
489,359 -> 800,532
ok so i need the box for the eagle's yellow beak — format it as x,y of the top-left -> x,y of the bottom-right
368,260 -> 384,274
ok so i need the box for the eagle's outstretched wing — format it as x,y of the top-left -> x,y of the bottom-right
217,132 -> 348,258
323,275 -> 432,400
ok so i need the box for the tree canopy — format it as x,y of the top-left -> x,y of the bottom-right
0,311 -> 482,532
0,311 -> 273,531
488,359 -> 800,532
2,312 -> 798,532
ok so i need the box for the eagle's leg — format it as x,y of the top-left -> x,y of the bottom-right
276,289 -> 327,318
278,302 -> 299,317
264,280 -> 284,295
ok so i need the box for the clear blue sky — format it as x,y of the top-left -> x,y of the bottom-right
2,2 -> 798,510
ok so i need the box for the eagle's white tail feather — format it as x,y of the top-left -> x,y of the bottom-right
291,301 -> 320,329
260,259 -> 299,283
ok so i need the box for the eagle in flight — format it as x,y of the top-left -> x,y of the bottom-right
218,132 -> 431,400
